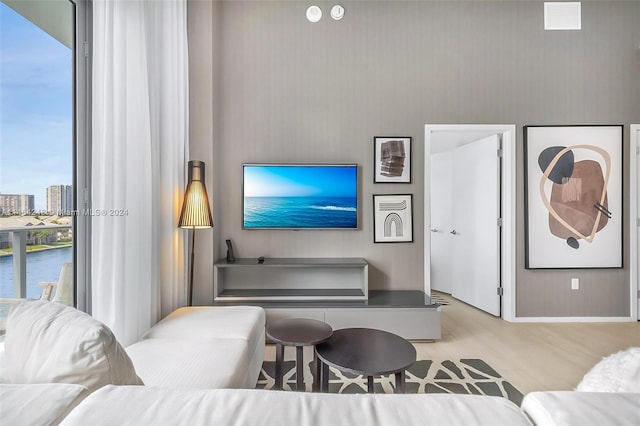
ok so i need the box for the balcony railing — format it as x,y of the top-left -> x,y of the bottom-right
1,225 -> 72,298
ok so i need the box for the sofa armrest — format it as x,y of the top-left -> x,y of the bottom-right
522,391 -> 640,426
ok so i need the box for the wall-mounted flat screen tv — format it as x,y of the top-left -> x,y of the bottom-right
243,164 -> 358,229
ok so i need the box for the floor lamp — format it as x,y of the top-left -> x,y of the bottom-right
178,160 -> 213,306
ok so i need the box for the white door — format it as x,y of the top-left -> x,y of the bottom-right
451,135 -> 501,316
430,151 -> 453,293
634,125 -> 640,320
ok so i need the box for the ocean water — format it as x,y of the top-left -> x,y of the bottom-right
0,247 -> 72,299
244,196 -> 357,229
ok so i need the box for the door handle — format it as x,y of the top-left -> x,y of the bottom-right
430,228 -> 438,232
450,230 -> 457,235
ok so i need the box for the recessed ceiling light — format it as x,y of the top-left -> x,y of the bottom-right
306,5 -> 322,23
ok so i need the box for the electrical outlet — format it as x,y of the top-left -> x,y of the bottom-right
571,278 -> 580,290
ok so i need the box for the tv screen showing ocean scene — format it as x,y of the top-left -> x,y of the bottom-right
243,164 -> 358,229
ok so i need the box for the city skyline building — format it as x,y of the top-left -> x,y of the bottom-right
46,185 -> 73,214
0,193 -> 35,215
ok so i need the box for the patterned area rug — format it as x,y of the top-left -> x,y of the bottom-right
257,359 -> 523,406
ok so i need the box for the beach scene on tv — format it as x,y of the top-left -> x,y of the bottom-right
243,165 -> 358,229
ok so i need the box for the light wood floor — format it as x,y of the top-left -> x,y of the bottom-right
265,293 -> 640,394
416,292 -> 639,393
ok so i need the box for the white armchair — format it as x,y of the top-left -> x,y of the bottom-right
1,262 -> 73,333
48,262 -> 73,306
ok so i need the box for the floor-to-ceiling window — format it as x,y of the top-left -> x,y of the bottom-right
0,0 -> 76,305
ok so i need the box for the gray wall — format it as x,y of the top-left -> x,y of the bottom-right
188,0 -> 640,317
188,0 -> 221,304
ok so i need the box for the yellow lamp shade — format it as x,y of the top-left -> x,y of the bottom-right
178,161 -> 213,228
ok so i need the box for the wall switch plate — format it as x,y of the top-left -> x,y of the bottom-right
571,278 -> 580,290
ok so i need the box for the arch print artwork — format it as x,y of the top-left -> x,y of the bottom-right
373,194 -> 413,243
524,125 -> 622,269
384,213 -> 404,237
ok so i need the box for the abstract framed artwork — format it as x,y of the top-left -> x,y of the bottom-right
524,125 -> 623,269
373,137 -> 411,183
373,194 -> 413,243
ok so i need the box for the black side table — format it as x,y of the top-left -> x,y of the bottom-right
266,318 -> 333,391
315,328 -> 416,393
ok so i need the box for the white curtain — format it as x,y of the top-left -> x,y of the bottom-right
92,0 -> 188,346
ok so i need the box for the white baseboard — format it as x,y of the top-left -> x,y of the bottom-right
512,316 -> 637,323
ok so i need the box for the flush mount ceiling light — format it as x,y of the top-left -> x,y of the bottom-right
306,5 -> 322,23
331,5 -> 345,21
544,2 -> 581,30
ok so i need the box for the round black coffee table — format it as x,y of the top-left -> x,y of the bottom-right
315,328 -> 416,393
266,318 -> 333,391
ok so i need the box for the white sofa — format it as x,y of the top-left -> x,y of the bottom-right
0,300 -> 266,425
59,386 -> 531,426
1,300 -> 638,426
126,306 -> 266,389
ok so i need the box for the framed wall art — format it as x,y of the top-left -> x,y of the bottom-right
524,125 -> 623,269
373,136 -> 411,183
373,194 -> 413,243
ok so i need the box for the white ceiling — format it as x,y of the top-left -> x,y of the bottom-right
2,0 -> 73,48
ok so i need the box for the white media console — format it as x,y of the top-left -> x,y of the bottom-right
213,258 -> 441,341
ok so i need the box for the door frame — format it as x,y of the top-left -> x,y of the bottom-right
424,124 -> 517,321
631,125 -> 639,321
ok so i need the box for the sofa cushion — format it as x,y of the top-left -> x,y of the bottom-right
1,383 -> 90,426
126,338 -> 252,389
576,347 -> 640,392
60,386 -> 532,426
4,300 -> 143,392
522,391 -> 640,426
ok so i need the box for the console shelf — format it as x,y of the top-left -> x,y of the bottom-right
212,258 -> 441,341
213,258 -> 368,302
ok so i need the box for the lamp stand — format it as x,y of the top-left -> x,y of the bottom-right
188,227 -> 195,306
179,161 -> 213,306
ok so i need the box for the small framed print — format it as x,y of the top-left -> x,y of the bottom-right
374,136 -> 411,183
373,194 -> 413,243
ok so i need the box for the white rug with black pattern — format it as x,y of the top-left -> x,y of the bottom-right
256,359 -> 523,406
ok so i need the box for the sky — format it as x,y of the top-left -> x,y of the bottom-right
0,3 -> 72,211
243,165 -> 357,198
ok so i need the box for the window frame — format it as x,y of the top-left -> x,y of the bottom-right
72,0 -> 92,313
